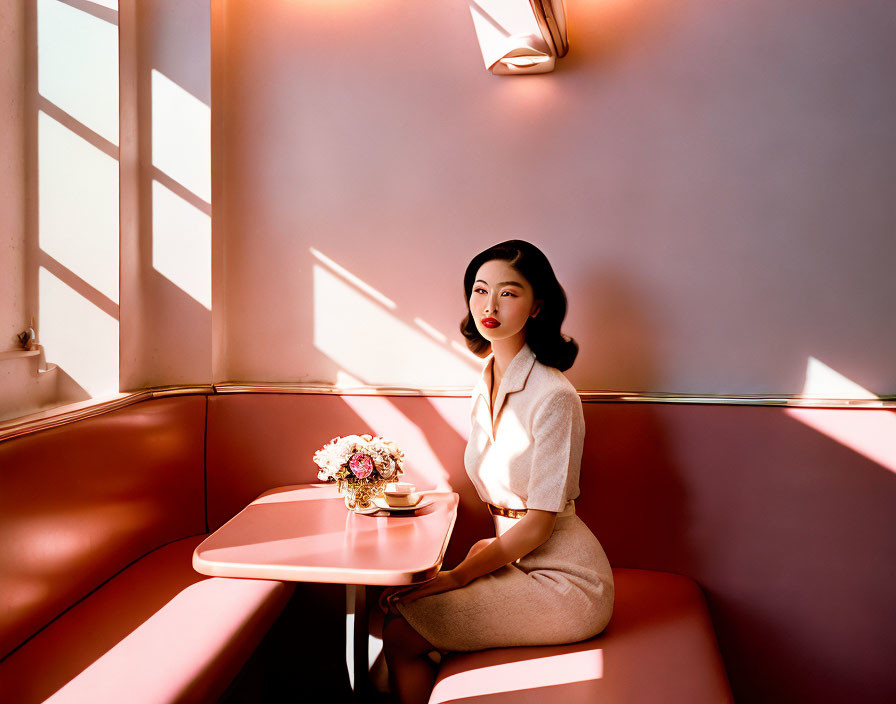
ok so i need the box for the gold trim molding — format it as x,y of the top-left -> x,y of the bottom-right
1,383 -> 893,442
0,386 -> 212,442
213,382 -> 473,397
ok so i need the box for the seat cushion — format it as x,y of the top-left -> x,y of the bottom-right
0,535 -> 294,704
428,568 -> 733,704
0,396 -> 207,659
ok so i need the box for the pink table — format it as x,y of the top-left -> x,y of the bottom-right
193,483 -> 459,695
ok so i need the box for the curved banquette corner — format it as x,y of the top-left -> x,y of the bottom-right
0,395 -> 293,703
1,389 -> 895,703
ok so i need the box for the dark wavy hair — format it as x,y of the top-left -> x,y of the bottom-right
459,240 -> 579,371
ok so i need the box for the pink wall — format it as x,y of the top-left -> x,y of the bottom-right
120,0 -> 213,391
214,0 -> 896,394
5,0 -> 894,421
0,0 -> 40,418
0,1 -> 26,352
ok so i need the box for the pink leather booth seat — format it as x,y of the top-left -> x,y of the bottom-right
0,397 -> 207,659
0,537 -> 292,704
0,396 -> 294,703
428,568 -> 733,704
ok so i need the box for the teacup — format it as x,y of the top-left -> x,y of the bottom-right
383,482 -> 420,508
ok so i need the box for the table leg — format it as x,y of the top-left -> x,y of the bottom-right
345,584 -> 370,698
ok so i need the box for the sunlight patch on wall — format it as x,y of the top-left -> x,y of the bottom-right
787,357 -> 896,476
313,264 -> 478,386
800,356 -> 883,403
151,181 -> 212,309
451,339 -> 484,364
414,317 -> 447,344
151,69 -> 211,203
39,267 -> 118,396
425,397 -> 471,440
38,111 -> 119,304
37,0 -> 118,144
310,247 -> 396,310
335,371 -> 451,490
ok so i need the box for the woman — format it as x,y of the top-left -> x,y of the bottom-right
382,240 -> 614,704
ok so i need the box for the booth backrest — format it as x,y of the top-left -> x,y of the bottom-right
578,402 -> 896,704
2,392 -> 893,703
0,396 -> 207,660
206,393 -> 896,704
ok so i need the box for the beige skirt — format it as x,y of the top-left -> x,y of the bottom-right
395,512 -> 614,652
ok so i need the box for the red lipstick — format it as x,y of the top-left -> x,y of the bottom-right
481,317 -> 500,329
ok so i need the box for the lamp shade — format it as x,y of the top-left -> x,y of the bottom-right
468,0 -> 569,75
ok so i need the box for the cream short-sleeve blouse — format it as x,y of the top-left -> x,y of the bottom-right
464,343 -> 585,513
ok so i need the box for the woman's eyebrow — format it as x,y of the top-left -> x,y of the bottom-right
474,279 -> 523,288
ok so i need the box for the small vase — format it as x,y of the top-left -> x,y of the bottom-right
338,478 -> 386,514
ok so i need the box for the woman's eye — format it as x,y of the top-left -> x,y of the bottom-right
501,291 -> 517,297
473,288 -> 487,295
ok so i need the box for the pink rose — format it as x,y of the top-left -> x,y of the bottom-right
348,452 -> 374,479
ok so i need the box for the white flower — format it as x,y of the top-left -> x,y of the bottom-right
379,458 -> 397,479
313,433 -> 405,483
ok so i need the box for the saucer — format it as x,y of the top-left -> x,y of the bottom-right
373,497 -> 431,513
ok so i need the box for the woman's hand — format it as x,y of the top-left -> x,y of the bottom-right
384,570 -> 464,612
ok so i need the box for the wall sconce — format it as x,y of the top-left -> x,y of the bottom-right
469,0 -> 569,75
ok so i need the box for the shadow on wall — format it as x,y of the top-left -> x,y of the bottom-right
579,403 -> 693,576
571,266 -> 660,391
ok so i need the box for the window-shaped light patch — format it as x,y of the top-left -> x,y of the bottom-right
312,264 -> 478,386
38,110 -> 119,304
430,649 -> 603,702
787,357 -> 895,475
39,267 -> 119,397
37,0 -> 118,145
152,181 -> 211,309
151,69 -> 211,203
334,371 -> 452,490
800,356 -> 882,402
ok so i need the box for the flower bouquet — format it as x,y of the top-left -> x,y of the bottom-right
312,434 -> 405,513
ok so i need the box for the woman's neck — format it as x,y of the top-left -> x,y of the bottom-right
490,334 -> 526,381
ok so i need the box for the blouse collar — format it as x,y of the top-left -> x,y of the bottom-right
473,343 -> 537,413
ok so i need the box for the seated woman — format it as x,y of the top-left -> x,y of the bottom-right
382,240 -> 614,704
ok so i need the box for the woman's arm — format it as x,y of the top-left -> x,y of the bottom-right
453,509 -> 556,586
396,509 -> 556,605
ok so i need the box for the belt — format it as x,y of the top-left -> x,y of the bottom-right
487,500 -> 576,519
487,503 -> 528,519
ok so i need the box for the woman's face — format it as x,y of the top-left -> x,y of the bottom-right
469,259 -> 541,345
